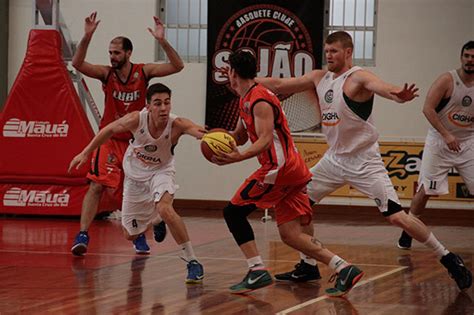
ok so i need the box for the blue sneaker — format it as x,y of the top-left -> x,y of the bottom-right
186,260 -> 204,284
71,231 -> 89,256
133,234 -> 150,255
153,221 -> 167,243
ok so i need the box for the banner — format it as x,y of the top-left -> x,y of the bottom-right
206,0 -> 325,130
294,137 -> 474,202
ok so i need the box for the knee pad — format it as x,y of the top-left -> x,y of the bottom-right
382,199 -> 403,217
223,203 -> 257,246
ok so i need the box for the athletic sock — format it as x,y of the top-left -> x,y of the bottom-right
423,233 -> 449,259
247,256 -> 264,269
300,252 -> 317,266
329,255 -> 349,273
180,241 -> 197,261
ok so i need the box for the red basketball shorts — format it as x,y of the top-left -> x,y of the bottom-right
86,138 -> 128,190
231,178 -> 312,226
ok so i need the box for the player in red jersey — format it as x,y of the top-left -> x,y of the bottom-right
215,51 -> 363,296
70,12 -> 184,256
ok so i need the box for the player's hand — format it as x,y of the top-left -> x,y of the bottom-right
390,83 -> 419,103
68,152 -> 89,173
212,141 -> 242,165
148,16 -> 165,41
84,12 -> 100,37
443,133 -> 461,152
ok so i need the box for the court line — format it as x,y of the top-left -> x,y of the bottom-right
275,266 -> 408,315
0,249 -> 405,268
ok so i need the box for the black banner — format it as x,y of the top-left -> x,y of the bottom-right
206,0 -> 325,130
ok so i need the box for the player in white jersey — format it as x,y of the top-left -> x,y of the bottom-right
257,32 -> 472,291
69,83 -> 205,283
398,41 -> 474,251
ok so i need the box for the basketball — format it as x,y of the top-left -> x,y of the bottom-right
201,129 -> 235,162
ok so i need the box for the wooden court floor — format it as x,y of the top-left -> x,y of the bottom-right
0,208 -> 473,314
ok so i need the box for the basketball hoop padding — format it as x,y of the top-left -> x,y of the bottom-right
0,30 -> 99,215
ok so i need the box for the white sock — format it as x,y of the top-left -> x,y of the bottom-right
180,241 -> 197,261
329,255 -> 349,273
299,252 -> 317,266
423,233 -> 449,259
247,256 -> 264,269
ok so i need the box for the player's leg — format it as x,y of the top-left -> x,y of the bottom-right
71,181 -> 104,256
353,157 -> 472,290
276,156 -> 344,282
398,142 -> 449,248
154,186 -> 204,283
275,188 -> 363,297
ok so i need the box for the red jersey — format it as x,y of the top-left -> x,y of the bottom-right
239,84 -> 311,185
101,63 -> 148,141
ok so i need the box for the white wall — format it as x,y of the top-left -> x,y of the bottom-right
7,0 -> 474,201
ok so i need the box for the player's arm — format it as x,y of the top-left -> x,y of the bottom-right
214,101 -> 273,165
68,112 -> 139,172
174,117 -> 207,140
71,12 -> 109,81
143,16 -> 184,78
229,119 -> 248,145
256,70 -> 324,94
423,73 -> 460,151
357,70 -> 419,103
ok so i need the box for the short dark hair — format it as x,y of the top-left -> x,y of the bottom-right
325,31 -> 354,50
110,36 -> 133,52
228,50 -> 257,79
461,40 -> 474,56
146,83 -> 172,102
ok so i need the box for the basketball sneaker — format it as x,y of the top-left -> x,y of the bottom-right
71,231 -> 89,256
229,269 -> 274,294
397,230 -> 413,250
275,260 -> 321,282
153,221 -> 167,243
133,234 -> 150,255
325,265 -> 364,297
440,252 -> 472,290
185,260 -> 204,284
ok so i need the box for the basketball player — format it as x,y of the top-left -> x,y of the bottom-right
398,41 -> 474,249
257,31 -> 472,291
69,83 -> 205,283
215,51 -> 364,296
71,12 -> 184,255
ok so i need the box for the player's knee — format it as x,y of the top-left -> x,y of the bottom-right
223,203 -> 255,245
157,204 -> 177,223
384,201 -> 406,227
88,181 -> 104,196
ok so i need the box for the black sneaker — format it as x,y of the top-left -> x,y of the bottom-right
153,221 -> 167,243
275,260 -> 322,282
440,252 -> 472,290
397,230 -> 412,250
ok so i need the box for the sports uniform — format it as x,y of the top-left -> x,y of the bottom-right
419,70 -> 474,195
87,63 -> 149,193
308,66 -> 401,215
231,83 -> 313,225
121,108 -> 178,235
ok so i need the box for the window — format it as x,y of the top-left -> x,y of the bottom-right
157,0 -> 377,65
325,0 -> 377,66
156,0 -> 207,63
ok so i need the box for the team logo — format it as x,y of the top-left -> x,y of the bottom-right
374,198 -> 382,207
133,72 -> 139,79
321,111 -> 340,126
448,110 -> 473,128
107,153 -> 118,164
140,128 -> 145,134
144,145 -> 157,152
462,95 -> 472,107
212,4 -> 315,85
324,90 -> 334,103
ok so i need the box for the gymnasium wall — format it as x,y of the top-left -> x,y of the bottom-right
7,0 -> 474,203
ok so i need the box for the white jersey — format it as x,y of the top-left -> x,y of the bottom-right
123,108 -> 176,181
426,70 -> 474,144
316,66 -> 379,155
